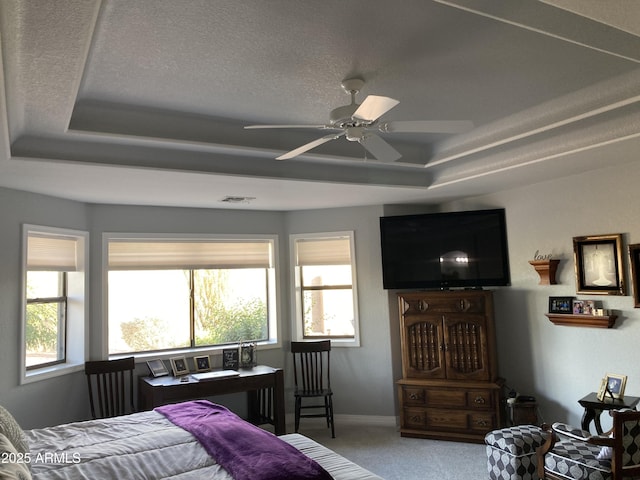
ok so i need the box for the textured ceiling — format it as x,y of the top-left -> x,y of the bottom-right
0,0 -> 639,210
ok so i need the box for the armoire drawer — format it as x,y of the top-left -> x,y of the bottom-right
401,385 -> 494,410
403,407 -> 497,433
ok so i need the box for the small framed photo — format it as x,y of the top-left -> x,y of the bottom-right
549,296 -> 574,314
572,299 -> 585,314
629,244 -> 640,307
194,355 -> 211,373
146,359 -> 169,377
573,234 -> 625,295
240,342 -> 256,368
600,373 -> 627,400
222,347 -> 239,370
583,300 -> 596,315
170,356 -> 189,376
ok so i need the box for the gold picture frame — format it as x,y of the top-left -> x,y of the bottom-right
193,355 -> 211,373
597,373 -> 627,401
573,234 -> 625,295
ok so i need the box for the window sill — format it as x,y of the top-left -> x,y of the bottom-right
21,361 -> 85,385
109,340 -> 282,363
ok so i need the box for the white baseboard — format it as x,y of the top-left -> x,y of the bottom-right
285,413 -> 398,428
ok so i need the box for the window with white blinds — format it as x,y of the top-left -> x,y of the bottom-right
291,232 -> 359,346
22,225 -> 87,382
105,235 -> 278,355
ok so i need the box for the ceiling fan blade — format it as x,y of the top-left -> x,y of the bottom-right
276,132 -> 345,160
360,134 -> 402,162
245,124 -> 329,130
352,95 -> 399,123
379,120 -> 474,134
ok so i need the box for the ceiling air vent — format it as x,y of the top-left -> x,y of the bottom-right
220,196 -> 256,204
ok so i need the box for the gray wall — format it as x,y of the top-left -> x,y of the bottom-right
443,159 -> 640,429
0,188 -> 90,428
2,157 -> 640,430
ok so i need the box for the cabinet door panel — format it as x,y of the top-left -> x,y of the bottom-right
443,314 -> 491,381
401,315 -> 445,379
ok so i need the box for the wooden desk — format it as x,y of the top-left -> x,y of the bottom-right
139,365 -> 286,435
578,392 -> 640,434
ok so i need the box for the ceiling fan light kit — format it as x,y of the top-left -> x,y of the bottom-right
245,77 -> 473,162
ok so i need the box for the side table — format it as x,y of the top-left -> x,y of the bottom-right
578,391 -> 640,434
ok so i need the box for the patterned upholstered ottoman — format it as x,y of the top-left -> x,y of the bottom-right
485,424 -> 547,480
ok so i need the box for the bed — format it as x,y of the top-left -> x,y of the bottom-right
1,400 -> 383,480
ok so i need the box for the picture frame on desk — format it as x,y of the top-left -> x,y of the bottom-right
194,355 -> 211,373
170,356 -> 189,376
240,342 -> 256,368
146,359 -> 169,377
222,347 -> 239,370
573,234 -> 625,295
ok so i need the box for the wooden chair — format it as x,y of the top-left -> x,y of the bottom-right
85,357 -> 136,419
537,409 -> 640,480
291,340 -> 335,438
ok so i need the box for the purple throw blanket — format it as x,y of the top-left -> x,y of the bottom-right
156,400 -> 333,480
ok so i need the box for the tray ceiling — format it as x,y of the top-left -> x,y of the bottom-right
0,0 -> 639,210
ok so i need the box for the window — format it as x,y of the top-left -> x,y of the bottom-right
291,232 -> 359,346
105,235 -> 277,355
26,270 -> 66,368
22,226 -> 88,383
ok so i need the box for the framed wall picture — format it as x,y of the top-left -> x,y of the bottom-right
194,355 -> 211,373
548,296 -> 574,314
222,348 -> 239,370
170,356 -> 189,376
629,244 -> 640,307
573,234 -> 625,295
146,359 -> 169,377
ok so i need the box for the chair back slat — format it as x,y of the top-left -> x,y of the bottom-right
85,357 -> 135,419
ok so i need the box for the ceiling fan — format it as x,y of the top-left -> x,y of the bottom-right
244,77 -> 473,162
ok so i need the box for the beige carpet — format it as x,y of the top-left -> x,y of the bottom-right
296,420 -> 488,480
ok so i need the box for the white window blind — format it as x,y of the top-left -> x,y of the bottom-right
108,240 -> 273,270
27,235 -> 78,271
295,237 -> 351,266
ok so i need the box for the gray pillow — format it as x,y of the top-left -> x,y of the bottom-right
0,406 -> 29,457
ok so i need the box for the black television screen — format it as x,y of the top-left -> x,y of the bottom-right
380,208 -> 510,290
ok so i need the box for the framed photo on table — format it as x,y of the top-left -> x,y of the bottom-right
573,234 -> 625,295
597,373 -> 627,401
146,359 -> 169,377
222,348 -> 239,370
194,355 -> 211,372
170,356 -> 189,376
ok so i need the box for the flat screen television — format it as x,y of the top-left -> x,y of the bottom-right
380,208 -> 510,290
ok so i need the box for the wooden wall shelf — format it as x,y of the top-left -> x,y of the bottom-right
545,313 -> 617,328
529,259 -> 560,285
